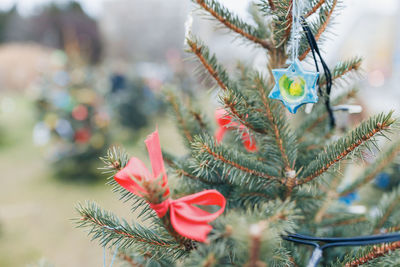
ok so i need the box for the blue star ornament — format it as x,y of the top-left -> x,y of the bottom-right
269,59 -> 319,113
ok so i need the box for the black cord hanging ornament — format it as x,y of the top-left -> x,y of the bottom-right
300,16 -> 335,128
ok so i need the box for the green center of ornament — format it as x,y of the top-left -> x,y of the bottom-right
279,74 -> 306,102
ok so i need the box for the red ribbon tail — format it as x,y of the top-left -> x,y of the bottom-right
168,190 -> 226,242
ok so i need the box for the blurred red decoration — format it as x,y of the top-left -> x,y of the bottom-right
72,104 -> 88,121
215,108 -> 257,152
74,128 -> 91,143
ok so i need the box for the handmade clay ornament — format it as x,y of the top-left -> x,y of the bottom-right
269,59 -> 319,113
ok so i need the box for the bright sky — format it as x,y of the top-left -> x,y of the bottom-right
0,0 -> 106,17
0,0 -> 398,18
0,0 -> 251,18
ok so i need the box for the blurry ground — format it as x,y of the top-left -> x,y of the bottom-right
0,94 -> 184,267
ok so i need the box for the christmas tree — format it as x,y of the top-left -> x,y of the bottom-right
33,50 -> 110,182
76,1 -> 400,266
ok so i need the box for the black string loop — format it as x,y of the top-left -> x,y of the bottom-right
300,16 -> 335,128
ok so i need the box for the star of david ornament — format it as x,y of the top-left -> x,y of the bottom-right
269,59 -> 319,113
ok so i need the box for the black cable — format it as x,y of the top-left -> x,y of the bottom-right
300,16 -> 335,128
283,232 -> 400,267
282,236 -> 319,247
288,232 -> 400,243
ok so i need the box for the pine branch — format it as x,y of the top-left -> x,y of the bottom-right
165,90 -> 194,143
118,252 -> 144,267
372,186 -> 400,233
320,216 -> 367,227
299,0 -> 338,60
75,202 -> 186,260
305,0 -> 326,18
268,0 -> 276,10
343,242 -> 400,266
245,222 -> 267,267
339,140 -> 400,196
314,173 -> 343,223
100,146 -> 129,174
189,109 -> 208,131
198,138 -> 277,180
187,37 -> 268,135
255,75 -> 293,172
191,135 -> 281,192
193,0 -> 272,49
298,112 -> 395,186
165,155 -> 226,186
117,250 -> 175,267
270,0 -> 293,47
297,88 -> 357,138
319,57 -> 362,88
186,37 -> 229,91
222,83 -> 277,136
100,147 -> 157,222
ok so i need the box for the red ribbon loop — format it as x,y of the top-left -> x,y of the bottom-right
149,190 -> 226,242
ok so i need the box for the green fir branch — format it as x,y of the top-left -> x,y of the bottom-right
297,88 -> 357,138
304,0 -> 327,18
268,0 -> 293,47
319,57 -> 362,88
335,242 -> 400,267
191,134 -> 281,192
186,37 -> 231,92
164,89 -> 212,148
100,147 -> 158,223
75,202 -> 187,260
193,0 -> 272,49
187,37 -> 268,135
339,139 -> 400,196
117,249 -> 175,267
371,186 -> 400,233
298,112 -> 395,186
221,88 -> 270,135
249,3 -> 271,40
165,154 -> 226,187
254,73 -> 298,173
299,0 -> 339,60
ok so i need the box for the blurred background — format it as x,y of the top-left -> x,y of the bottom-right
0,0 -> 399,266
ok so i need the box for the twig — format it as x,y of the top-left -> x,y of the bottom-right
305,0 -> 326,18
299,0 -> 337,60
187,40 -> 228,91
201,143 -> 277,180
345,242 -> 400,266
195,0 -> 272,50
298,121 -> 390,186
340,146 -> 400,197
118,252 -> 144,267
255,77 -> 291,172
166,93 -> 193,142
374,195 -> 400,234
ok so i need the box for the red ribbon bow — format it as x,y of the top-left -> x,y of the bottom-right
215,108 -> 257,152
114,130 -> 226,242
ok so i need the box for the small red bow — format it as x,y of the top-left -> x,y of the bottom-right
114,130 -> 226,242
215,108 -> 257,152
